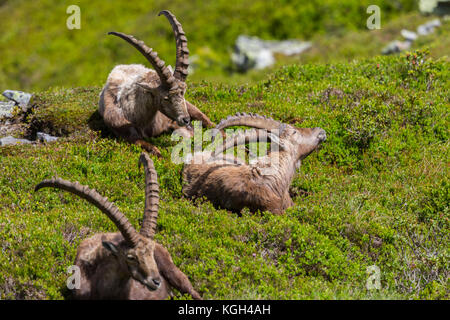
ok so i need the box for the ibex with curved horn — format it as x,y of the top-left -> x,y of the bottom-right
182,113 -> 326,214
99,10 -> 213,157
35,153 -> 201,300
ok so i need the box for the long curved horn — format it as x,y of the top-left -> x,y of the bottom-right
213,129 -> 280,157
35,178 -> 139,246
138,153 -> 159,239
108,31 -> 177,90
158,10 -> 189,82
212,113 -> 286,141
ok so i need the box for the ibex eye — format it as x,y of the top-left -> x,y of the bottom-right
127,255 -> 136,261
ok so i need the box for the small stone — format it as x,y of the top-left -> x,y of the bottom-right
401,29 -> 418,42
0,135 -> 32,146
232,35 -> 312,72
382,40 -> 412,55
2,90 -> 33,112
37,132 -> 59,143
417,19 -> 442,36
0,101 -> 16,119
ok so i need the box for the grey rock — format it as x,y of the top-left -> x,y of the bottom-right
0,123 -> 22,137
382,40 -> 412,55
382,18 -> 442,55
0,101 -> 16,119
232,47 -> 274,72
232,35 -> 312,72
417,19 -> 442,36
401,29 -> 418,42
0,135 -> 32,146
37,132 -> 58,143
2,90 -> 33,112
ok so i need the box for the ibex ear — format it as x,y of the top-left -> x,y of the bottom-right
102,241 -> 120,256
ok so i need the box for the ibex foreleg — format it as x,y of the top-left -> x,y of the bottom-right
186,101 -> 214,128
154,244 -> 202,300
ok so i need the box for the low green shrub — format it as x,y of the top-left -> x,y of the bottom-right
0,51 -> 448,299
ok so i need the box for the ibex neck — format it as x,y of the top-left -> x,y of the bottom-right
131,85 -> 159,122
262,151 -> 297,198
135,85 -> 156,106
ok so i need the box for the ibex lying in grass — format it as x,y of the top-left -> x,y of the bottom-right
35,153 -> 201,300
99,10 -> 213,157
182,113 -> 326,214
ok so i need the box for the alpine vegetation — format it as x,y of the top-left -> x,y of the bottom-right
182,113 -> 326,214
35,152 -> 201,300
99,10 -> 213,157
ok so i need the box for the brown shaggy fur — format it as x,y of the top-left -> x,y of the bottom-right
99,11 -> 213,157
35,153 -> 201,300
72,232 -> 201,300
182,115 -> 326,214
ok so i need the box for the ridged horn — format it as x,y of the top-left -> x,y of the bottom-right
213,129 -> 279,157
35,178 -> 139,246
158,10 -> 189,81
138,153 -> 159,239
211,113 -> 286,141
108,31 -> 177,90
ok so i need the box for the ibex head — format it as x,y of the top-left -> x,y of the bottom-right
212,113 -> 326,163
108,10 -> 191,127
102,234 -> 161,290
279,126 -> 326,162
35,153 -> 163,291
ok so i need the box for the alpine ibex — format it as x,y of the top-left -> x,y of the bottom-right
35,153 -> 201,300
182,113 -> 326,214
99,10 -> 213,157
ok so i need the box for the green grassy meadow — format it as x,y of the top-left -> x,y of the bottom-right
0,48 -> 448,299
0,0 -> 425,90
0,0 -> 449,300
